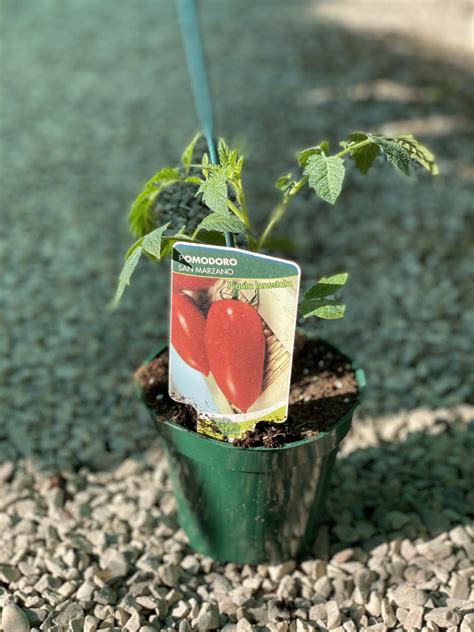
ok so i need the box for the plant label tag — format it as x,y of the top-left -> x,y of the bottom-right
169,242 -> 301,440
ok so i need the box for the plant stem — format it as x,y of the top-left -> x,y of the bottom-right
289,176 -> 309,197
335,138 -> 372,159
256,176 -> 308,251
256,139 -> 372,251
234,180 -> 250,227
228,183 -> 257,250
256,202 -> 285,251
227,199 -> 245,222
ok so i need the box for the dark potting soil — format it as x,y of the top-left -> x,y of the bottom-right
135,335 -> 359,448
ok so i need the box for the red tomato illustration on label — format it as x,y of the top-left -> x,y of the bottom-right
173,274 -> 217,292
171,293 -> 209,376
205,299 -> 265,412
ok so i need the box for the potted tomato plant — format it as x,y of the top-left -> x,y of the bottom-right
114,132 -> 437,563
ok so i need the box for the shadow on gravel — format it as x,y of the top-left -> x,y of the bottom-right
320,417 -> 474,555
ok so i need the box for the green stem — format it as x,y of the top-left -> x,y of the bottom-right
234,180 -> 250,226
256,202 -> 285,251
256,176 -> 308,251
335,138 -> 372,159
256,140 -> 372,251
227,199 -> 245,222
288,176 -> 308,197
228,190 -> 257,251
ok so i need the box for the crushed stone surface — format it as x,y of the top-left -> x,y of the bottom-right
1,0 -> 473,630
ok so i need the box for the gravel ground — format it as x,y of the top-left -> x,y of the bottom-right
1,1 -> 473,630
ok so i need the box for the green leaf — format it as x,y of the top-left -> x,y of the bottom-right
340,132 -> 368,147
275,174 -> 295,195
300,298 -> 346,319
196,212 -> 247,234
194,230 -> 227,246
393,135 -> 439,175
369,135 -> 411,175
298,142 -> 330,167
217,138 -> 244,179
218,138 -> 230,166
125,237 -> 144,260
184,176 -> 202,185
128,190 -> 158,237
304,155 -> 345,204
113,245 -> 143,307
340,133 -> 379,174
160,231 -> 196,259
352,142 -> 380,174
181,133 -> 202,174
150,166 -> 181,185
142,223 -> 171,259
128,167 -> 181,238
197,168 -> 229,214
304,273 -> 348,300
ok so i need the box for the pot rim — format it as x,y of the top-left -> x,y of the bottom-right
138,337 -> 366,453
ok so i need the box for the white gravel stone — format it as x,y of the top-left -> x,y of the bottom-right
392,584 -> 429,609
171,600 -> 190,619
449,527 -> 472,549
425,607 -> 461,628
1,603 -> 30,632
326,600 -> 342,629
180,555 -> 200,574
366,591 -> 382,617
402,605 -> 424,630
54,603 -> 84,628
268,560 -> 297,582
309,602 -> 326,622
381,598 -> 397,627
195,603 -> 220,630
449,575 -> 469,600
400,540 -> 418,562
76,581 -> 96,602
57,581 -> 76,598
135,596 -> 158,610
159,563 -> 181,587
84,614 -> 100,632
314,576 -> 332,598
277,575 -> 297,599
99,549 -> 129,579
125,610 -> 141,631
236,619 -> 256,632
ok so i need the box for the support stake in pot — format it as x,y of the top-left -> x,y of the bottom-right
176,0 -> 235,248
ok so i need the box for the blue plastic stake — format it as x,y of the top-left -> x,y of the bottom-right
176,0 -> 235,248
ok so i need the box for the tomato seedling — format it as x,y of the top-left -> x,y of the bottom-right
114,131 -> 438,323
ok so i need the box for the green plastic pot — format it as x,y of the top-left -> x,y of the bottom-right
140,341 -> 365,564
